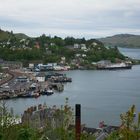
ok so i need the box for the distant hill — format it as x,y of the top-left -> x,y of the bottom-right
99,34 -> 140,48
0,29 -> 29,41
14,33 -> 29,39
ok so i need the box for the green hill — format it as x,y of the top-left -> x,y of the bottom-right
99,34 -> 140,48
0,29 -> 29,41
14,33 -> 29,39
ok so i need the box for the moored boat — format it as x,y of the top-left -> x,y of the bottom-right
97,62 -> 132,70
41,88 -> 54,96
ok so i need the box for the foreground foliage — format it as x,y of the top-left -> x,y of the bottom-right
1,100 -> 139,140
106,105 -> 140,140
0,99 -> 95,140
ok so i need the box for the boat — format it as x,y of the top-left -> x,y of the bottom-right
21,91 -> 40,98
41,88 -> 54,96
97,62 -> 132,70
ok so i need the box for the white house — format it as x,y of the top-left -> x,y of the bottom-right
82,54 -> 87,57
92,42 -> 98,46
74,44 -> 80,49
75,54 -> 81,57
29,63 -> 34,69
80,44 -> 87,50
60,57 -> 66,64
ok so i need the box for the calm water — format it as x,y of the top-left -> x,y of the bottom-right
119,47 -> 140,59
5,48 -> 140,127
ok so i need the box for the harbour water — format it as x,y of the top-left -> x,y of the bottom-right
119,47 -> 140,59
5,48 -> 140,127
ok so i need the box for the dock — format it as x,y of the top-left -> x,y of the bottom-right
49,82 -> 64,92
0,70 -> 72,100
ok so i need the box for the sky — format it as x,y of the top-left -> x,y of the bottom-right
0,0 -> 140,38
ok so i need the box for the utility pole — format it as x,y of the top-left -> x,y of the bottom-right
75,104 -> 81,140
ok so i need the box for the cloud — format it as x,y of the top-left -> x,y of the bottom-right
0,0 -> 140,38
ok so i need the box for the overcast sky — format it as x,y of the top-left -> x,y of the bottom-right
0,0 -> 140,38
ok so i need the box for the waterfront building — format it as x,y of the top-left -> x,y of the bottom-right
36,73 -> 46,82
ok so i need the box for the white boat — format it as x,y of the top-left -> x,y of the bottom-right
97,62 -> 132,70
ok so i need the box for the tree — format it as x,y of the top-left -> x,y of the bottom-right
107,105 -> 140,140
0,65 -> 2,72
119,105 -> 140,140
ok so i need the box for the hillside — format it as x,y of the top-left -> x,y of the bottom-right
0,29 -> 126,68
0,29 -> 29,41
99,34 -> 140,48
14,33 -> 29,39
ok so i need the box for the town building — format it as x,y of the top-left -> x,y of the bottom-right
36,73 -> 46,82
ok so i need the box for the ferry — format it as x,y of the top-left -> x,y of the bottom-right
97,62 -> 132,70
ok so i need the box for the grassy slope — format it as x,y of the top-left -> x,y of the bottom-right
0,29 -> 29,41
14,33 -> 29,39
99,34 -> 140,48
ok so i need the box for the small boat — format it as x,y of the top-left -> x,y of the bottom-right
45,89 -> 54,96
41,88 -> 54,96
